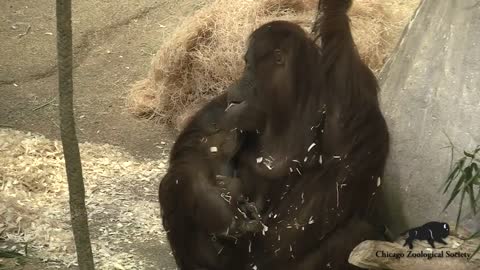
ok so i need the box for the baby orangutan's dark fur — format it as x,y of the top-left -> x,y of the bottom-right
158,94 -> 263,270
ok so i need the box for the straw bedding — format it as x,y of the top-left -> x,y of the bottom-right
0,128 -> 168,269
126,0 -> 419,129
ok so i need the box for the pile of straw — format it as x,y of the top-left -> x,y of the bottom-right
127,0 -> 419,128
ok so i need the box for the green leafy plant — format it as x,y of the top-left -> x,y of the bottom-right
442,143 -> 480,258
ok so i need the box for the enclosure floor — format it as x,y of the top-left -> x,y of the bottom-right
0,0 -> 212,269
1,0 -> 211,159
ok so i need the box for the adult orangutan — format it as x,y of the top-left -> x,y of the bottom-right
222,0 -> 390,269
159,0 -> 390,269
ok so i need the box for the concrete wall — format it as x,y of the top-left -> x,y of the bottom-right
379,0 -> 480,234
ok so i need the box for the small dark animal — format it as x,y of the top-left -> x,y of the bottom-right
158,94 -> 263,270
402,222 -> 450,249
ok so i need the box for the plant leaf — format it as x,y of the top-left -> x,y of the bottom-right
470,245 -> 480,260
464,167 -> 480,214
471,163 -> 479,175
454,188 -> 466,231
464,165 -> 473,181
467,184 -> 477,214
464,151 -> 474,158
476,180 -> 480,205
467,230 -> 480,240
443,158 -> 466,194
443,163 -> 462,193
443,172 -> 465,212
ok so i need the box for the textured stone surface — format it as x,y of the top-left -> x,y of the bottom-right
379,0 -> 480,234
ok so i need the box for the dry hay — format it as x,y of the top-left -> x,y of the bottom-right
126,0 -> 420,129
0,128 -> 169,269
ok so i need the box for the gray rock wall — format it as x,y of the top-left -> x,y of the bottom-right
379,0 -> 480,234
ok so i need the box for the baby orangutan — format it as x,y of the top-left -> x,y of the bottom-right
159,94 -> 263,270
